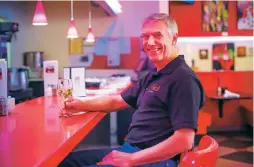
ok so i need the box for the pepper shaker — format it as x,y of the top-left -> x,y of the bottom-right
0,96 -> 7,116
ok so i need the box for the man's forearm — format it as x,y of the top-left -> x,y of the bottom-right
80,95 -> 128,112
130,129 -> 194,166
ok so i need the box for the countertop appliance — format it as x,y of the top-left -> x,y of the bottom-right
23,51 -> 44,79
19,68 -> 29,90
8,67 -> 29,91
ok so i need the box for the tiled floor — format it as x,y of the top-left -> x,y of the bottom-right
209,132 -> 253,167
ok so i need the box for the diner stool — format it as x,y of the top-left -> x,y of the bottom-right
179,135 -> 219,167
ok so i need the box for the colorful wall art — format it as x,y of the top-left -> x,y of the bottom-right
212,43 -> 235,71
237,1 -> 253,30
202,1 -> 228,32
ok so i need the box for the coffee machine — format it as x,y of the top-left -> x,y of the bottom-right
23,51 -> 44,79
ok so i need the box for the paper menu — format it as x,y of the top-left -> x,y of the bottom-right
71,67 -> 86,97
43,60 -> 59,95
63,67 -> 86,97
0,60 -> 7,99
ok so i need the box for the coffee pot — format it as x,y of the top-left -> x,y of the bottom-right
8,67 -> 29,91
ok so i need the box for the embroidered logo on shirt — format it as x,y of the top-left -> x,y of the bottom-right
146,84 -> 161,92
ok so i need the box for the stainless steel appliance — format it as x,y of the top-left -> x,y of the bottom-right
8,67 -> 29,91
19,68 -> 29,90
8,68 -> 20,91
23,51 -> 44,78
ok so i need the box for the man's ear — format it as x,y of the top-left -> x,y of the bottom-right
172,33 -> 178,45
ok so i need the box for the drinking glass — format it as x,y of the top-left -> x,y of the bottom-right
57,79 -> 73,117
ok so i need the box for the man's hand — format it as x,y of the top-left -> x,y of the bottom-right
60,97 -> 85,115
97,150 -> 133,167
65,97 -> 84,110
61,94 -> 130,114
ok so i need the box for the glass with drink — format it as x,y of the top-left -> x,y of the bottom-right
57,79 -> 73,117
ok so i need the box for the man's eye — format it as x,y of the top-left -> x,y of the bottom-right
141,34 -> 149,39
154,33 -> 162,38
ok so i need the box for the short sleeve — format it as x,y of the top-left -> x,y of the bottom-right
121,79 -> 143,109
169,76 -> 203,132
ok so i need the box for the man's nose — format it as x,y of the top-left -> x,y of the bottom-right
147,36 -> 155,45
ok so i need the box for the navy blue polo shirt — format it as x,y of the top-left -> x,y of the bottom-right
121,55 -> 205,148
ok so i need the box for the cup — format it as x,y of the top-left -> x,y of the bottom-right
57,79 -> 73,117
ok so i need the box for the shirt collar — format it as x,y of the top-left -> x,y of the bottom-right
149,55 -> 185,79
152,55 -> 185,75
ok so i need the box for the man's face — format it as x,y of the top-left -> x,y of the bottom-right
141,21 -> 174,63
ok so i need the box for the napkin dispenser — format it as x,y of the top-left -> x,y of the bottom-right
63,67 -> 86,97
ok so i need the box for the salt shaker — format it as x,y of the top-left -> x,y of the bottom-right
7,96 -> 15,111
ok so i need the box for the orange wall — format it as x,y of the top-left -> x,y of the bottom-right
169,1 -> 253,37
197,71 -> 253,127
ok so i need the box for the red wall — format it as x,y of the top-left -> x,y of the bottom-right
169,1 -> 253,37
196,71 -> 253,127
197,71 -> 253,93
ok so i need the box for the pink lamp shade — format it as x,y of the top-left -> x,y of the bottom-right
32,0 -> 48,26
85,28 -> 95,42
67,19 -> 78,39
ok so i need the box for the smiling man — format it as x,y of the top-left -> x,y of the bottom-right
59,13 -> 205,167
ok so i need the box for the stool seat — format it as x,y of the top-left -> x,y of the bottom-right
179,135 -> 219,167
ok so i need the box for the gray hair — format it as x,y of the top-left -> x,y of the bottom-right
142,13 -> 178,36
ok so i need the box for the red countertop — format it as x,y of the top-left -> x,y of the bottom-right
0,96 -> 106,167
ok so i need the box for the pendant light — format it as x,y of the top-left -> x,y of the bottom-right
67,0 -> 78,39
32,0 -> 48,26
85,2 -> 95,43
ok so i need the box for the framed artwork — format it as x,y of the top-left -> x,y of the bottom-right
202,1 -> 228,32
199,49 -> 208,59
237,1 -> 253,30
237,46 -> 246,57
212,43 -> 235,71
